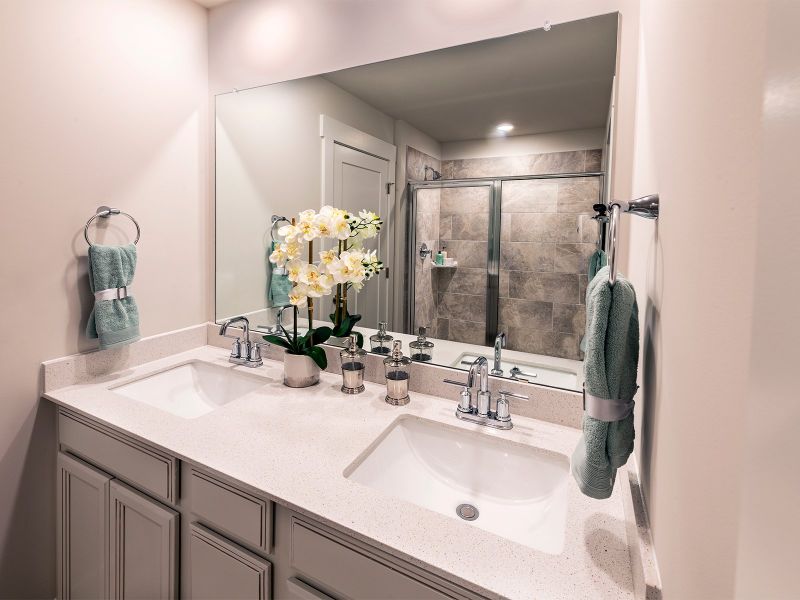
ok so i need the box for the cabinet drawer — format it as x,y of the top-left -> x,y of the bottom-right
290,519 -> 458,600
58,410 -> 178,504
187,468 -> 272,553
189,524 -> 271,600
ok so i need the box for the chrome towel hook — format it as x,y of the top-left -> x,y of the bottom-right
84,206 -> 141,246
607,194 -> 659,285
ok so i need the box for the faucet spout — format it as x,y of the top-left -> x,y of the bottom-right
491,332 -> 506,376
219,316 -> 250,341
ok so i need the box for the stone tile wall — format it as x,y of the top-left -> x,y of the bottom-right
499,176 -> 600,360
407,147 -> 441,336
432,149 -> 602,360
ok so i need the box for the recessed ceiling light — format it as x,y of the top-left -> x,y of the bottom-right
496,123 -> 514,133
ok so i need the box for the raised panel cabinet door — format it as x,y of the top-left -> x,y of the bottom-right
189,524 -> 272,600
110,480 -> 178,600
57,452 -> 111,600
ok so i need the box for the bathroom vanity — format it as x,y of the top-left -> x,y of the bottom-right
43,327 -> 654,600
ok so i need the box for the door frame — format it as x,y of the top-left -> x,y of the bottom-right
320,115 -> 396,326
320,115 -> 396,207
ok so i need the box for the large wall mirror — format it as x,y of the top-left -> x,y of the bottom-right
215,13 -> 619,393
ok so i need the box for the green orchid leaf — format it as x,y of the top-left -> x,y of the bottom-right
279,324 -> 300,352
262,334 -> 291,350
311,326 -> 333,346
306,346 -> 328,370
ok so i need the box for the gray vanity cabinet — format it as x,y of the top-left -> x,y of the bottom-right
57,452 -> 179,600
188,524 -> 271,599
57,452 -> 111,600
110,480 -> 179,599
55,408 -> 480,600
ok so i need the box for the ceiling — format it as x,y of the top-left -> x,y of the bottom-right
323,14 -> 618,143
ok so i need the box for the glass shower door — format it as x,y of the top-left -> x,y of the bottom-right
409,182 -> 495,347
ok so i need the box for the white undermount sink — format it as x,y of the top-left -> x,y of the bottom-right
111,361 -> 266,419
345,416 -> 570,554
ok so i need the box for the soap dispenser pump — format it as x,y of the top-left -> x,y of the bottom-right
409,327 -> 434,362
339,334 -> 366,394
383,340 -> 411,406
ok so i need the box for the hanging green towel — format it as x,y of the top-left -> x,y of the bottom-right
588,249 -> 608,281
268,241 -> 292,306
571,265 -> 639,499
580,249 -> 608,352
86,244 -> 140,350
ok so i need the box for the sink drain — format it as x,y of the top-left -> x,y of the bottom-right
456,503 -> 479,521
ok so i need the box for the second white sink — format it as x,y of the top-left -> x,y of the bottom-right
111,361 -> 266,419
345,416 -> 570,554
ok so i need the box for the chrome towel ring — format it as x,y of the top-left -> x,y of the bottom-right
84,206 -> 141,246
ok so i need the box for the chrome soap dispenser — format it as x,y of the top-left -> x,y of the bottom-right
340,334 -> 366,394
383,340 -> 411,405
369,321 -> 393,355
409,327 -> 434,362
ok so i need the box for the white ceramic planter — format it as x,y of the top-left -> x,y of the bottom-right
283,352 -> 320,388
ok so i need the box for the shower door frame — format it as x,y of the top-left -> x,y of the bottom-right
407,171 -> 605,345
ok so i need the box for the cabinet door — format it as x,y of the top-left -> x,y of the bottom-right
189,524 -> 271,600
110,480 -> 178,599
57,452 -> 111,600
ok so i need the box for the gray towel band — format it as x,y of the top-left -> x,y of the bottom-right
95,285 -> 133,302
583,390 -> 635,422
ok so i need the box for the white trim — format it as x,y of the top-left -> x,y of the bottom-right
319,115 -> 396,207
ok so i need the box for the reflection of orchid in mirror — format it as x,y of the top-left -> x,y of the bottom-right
269,206 -> 383,309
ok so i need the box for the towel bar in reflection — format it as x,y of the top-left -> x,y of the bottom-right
607,195 -> 659,285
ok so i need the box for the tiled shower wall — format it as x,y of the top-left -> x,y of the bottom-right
433,149 -> 602,360
408,147 -> 441,336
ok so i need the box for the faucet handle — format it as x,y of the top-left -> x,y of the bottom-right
443,379 -> 473,413
498,390 -> 529,401
495,390 -> 529,422
248,341 -> 269,365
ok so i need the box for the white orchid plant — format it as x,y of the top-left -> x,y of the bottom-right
265,205 -> 383,369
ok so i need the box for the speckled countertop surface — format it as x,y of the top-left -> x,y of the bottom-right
44,345 -> 634,600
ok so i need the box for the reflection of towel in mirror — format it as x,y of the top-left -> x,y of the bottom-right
86,244 -> 140,349
268,241 -> 292,306
571,265 -> 638,499
580,249 -> 608,353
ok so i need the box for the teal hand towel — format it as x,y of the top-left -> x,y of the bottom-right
268,242 -> 292,306
580,249 -> 608,352
571,265 -> 639,499
85,244 -> 140,350
588,249 -> 608,281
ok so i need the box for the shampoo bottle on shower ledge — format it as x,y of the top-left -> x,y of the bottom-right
435,250 -> 444,265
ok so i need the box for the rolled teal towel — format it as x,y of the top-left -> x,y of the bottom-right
269,272 -> 292,306
268,241 -> 292,306
580,249 -> 608,353
85,244 -> 140,350
571,265 -> 639,499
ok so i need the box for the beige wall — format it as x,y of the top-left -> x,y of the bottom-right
0,0 -> 208,596
215,76 -> 395,320
625,0 -> 798,597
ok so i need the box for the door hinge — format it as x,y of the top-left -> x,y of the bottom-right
386,182 -> 395,194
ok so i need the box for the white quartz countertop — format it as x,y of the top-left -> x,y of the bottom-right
44,345 -> 634,600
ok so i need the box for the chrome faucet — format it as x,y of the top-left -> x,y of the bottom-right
443,356 -> 528,430
491,332 -> 506,376
219,316 -> 268,367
